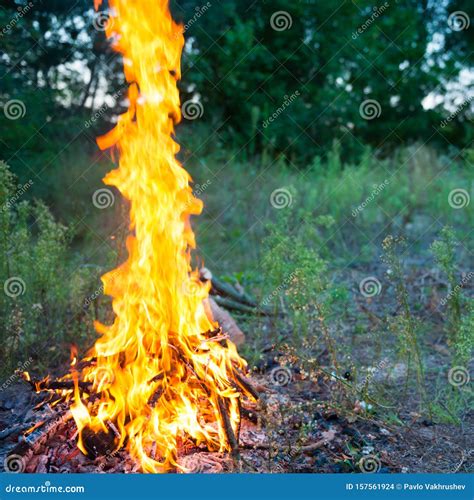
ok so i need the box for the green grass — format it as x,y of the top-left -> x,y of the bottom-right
1,141 -> 472,425
187,143 -> 473,278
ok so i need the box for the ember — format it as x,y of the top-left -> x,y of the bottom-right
17,0 -> 257,473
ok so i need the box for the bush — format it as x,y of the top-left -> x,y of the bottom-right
0,161 -> 102,377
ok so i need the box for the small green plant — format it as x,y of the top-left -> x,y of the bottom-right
261,210 -> 346,375
455,299 -> 474,365
382,235 -> 431,418
430,227 -> 462,340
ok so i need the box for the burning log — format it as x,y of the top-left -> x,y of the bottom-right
233,369 -> 260,402
216,397 -> 239,453
7,405 -> 71,463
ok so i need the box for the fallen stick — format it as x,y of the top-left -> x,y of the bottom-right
208,274 -> 257,308
213,296 -> 274,316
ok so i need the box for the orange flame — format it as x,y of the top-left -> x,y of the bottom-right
71,0 -> 248,472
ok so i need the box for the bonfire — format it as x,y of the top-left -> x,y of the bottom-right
17,0 -> 258,473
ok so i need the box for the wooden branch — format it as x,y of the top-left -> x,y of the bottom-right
22,376 -> 92,393
209,275 -> 257,308
7,406 -> 71,460
217,397 -> 239,453
213,296 -> 274,316
233,369 -> 260,401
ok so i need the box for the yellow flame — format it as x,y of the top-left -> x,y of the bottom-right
70,0 -> 248,472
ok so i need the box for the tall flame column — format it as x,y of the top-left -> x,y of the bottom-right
71,0 -> 248,472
